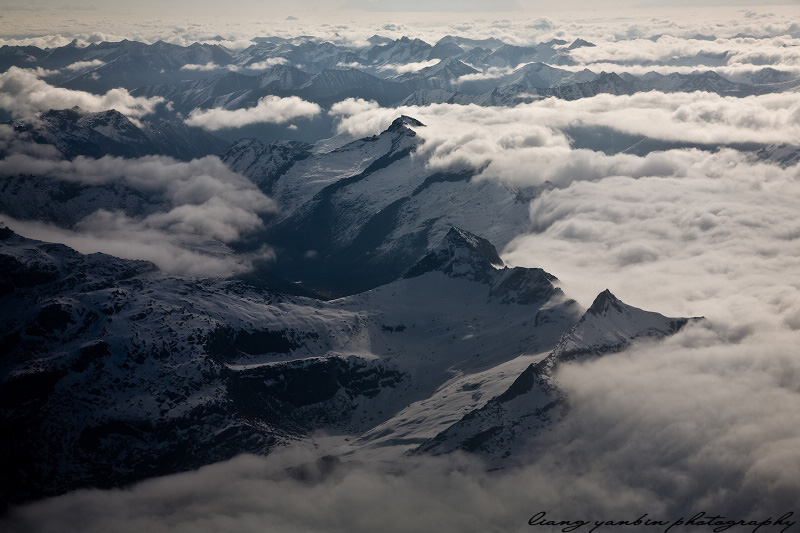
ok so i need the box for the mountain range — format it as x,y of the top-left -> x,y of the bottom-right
1,33 -> 785,511
3,36 -> 798,144
0,99 -> 707,508
0,222 -> 697,506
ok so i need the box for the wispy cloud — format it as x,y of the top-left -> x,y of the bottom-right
63,59 -> 105,71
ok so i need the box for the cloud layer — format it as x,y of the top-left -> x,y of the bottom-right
333,92 -> 800,150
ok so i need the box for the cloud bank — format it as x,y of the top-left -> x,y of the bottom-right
0,67 -> 165,119
0,149 -> 278,276
185,95 -> 321,131
332,92 -> 800,150
63,59 -> 106,71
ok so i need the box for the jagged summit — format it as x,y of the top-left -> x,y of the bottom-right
404,227 -> 502,280
386,115 -> 425,133
568,38 -> 596,50
441,226 -> 503,264
587,288 -> 625,315
45,107 -> 127,122
428,40 -> 465,60
422,57 -> 477,75
552,290 -> 698,364
401,228 -> 563,305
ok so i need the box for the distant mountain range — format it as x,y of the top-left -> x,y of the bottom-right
3,36 -> 797,126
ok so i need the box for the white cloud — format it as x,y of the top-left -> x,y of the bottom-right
185,96 -> 321,131
181,62 -> 222,71
456,65 -> 516,82
0,67 -> 165,119
0,151 -> 278,276
329,97 -> 381,117
4,215 -> 275,277
180,62 -> 241,72
378,59 -> 440,74
63,59 -> 105,71
197,38 -> 257,51
247,57 -> 289,69
567,34 -> 800,69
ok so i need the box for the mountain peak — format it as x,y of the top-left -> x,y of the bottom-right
568,38 -> 596,50
441,226 -> 502,262
404,227 -> 503,281
587,289 -> 624,315
549,290 -> 698,364
386,115 -> 425,133
43,107 -> 86,121
428,58 -> 477,76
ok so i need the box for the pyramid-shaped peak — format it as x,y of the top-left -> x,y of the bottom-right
427,58 -> 477,74
441,227 -> 501,262
548,289 -> 699,364
404,227 -> 503,280
587,289 -> 624,315
568,38 -> 596,50
386,115 -> 425,132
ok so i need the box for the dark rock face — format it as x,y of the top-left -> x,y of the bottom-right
404,227 -> 503,281
0,230 -> 406,506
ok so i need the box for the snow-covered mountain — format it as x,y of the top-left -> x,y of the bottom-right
483,44 -> 539,68
5,107 -> 228,160
363,36 -> 432,65
132,67 -> 314,114
393,58 -> 479,91
0,36 -> 774,146
4,37 -> 795,127
415,289 -> 700,462
0,222 -> 695,505
0,226 -> 370,503
58,40 -> 236,92
3,33 -> 782,514
222,115 -> 536,295
221,138 -> 312,193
